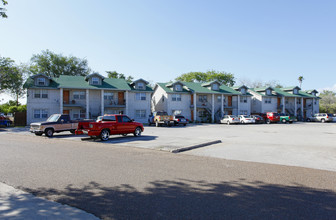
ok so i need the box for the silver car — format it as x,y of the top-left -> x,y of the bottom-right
306,113 -> 333,123
238,115 -> 256,124
221,115 -> 240,125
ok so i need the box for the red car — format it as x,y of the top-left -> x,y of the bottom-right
264,112 -> 280,124
76,114 -> 144,141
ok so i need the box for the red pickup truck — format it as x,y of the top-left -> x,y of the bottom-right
75,114 -> 144,141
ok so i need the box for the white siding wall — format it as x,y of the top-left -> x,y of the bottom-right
167,93 -> 192,120
152,86 -> 168,112
89,90 -> 101,117
27,89 -> 60,124
239,96 -> 252,115
263,97 -> 278,113
127,92 -> 152,123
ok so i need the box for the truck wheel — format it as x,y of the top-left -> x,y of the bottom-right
282,119 -> 287,123
45,128 -> 54,137
100,129 -> 110,141
134,127 -> 142,136
321,119 -> 325,123
155,121 -> 159,127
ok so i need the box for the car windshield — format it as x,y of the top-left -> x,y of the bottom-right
47,114 -> 60,122
175,116 -> 185,118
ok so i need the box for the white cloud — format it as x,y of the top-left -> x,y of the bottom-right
318,84 -> 336,93
0,93 -> 27,105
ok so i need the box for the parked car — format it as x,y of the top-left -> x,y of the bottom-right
252,115 -> 265,124
0,114 -> 12,127
173,115 -> 188,126
148,111 -> 174,127
264,112 -> 280,124
279,113 -> 295,124
220,115 -> 240,125
76,114 -> 144,141
306,113 -> 333,123
238,115 -> 255,124
31,114 -> 78,137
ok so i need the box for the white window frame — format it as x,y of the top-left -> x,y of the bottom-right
135,110 -> 146,118
91,77 -> 99,85
137,82 -> 145,90
266,90 -> 272,95
212,84 -> 219,90
34,89 -> 48,99
73,91 -> 86,100
240,96 -> 247,103
136,93 -> 146,101
104,92 -> 114,100
264,97 -> 272,104
241,88 -> 246,94
172,94 -> 181,101
199,95 -> 207,102
175,84 -> 182,91
172,110 -> 182,115
217,96 -> 222,102
37,77 -> 46,86
34,109 -> 48,119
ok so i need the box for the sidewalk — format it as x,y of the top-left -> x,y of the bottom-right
0,182 -> 99,220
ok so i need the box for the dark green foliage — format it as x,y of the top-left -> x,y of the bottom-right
175,70 -> 235,86
106,71 -> 134,83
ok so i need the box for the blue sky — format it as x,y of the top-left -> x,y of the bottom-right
1,0 -> 335,103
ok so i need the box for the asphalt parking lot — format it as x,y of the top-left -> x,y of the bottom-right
2,122 -> 336,172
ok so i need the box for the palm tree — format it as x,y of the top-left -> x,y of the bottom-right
298,76 -> 304,88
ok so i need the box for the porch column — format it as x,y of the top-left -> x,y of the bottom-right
59,88 -> 63,114
211,94 -> 215,123
101,89 -> 104,116
125,91 -> 129,115
86,89 -> 89,119
237,95 -> 240,115
301,97 -> 304,119
193,92 -> 197,123
282,97 -> 285,114
221,94 -> 224,117
294,97 -> 297,116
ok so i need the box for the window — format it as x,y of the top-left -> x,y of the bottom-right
37,78 -> 46,86
73,91 -> 85,99
240,110 -> 248,115
80,109 -> 86,118
264,97 -> 272,104
297,99 -> 301,104
136,93 -> 146,100
122,116 -> 132,122
175,84 -> 182,91
199,110 -> 207,117
199,95 -> 207,102
91,77 -> 99,85
241,88 -> 246,94
212,84 -> 219,90
34,109 -> 48,119
217,96 -> 222,102
103,115 -> 116,121
172,94 -> 181,101
294,89 -> 298,94
138,82 -> 144,89
135,110 -> 146,118
266,89 -> 272,95
34,89 -> 48,99
240,96 -> 247,103
104,92 -> 114,100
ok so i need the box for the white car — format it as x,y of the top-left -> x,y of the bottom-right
220,115 -> 240,125
239,115 -> 255,124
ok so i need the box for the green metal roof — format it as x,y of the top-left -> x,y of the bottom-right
273,88 -> 301,97
24,75 -> 154,91
156,83 -> 190,93
249,88 -> 277,97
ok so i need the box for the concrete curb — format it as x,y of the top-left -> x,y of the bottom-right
170,140 -> 222,153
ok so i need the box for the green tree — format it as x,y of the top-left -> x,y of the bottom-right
29,50 -> 91,78
106,71 -> 134,83
319,90 -> 336,113
0,0 -> 8,18
0,56 -> 26,106
175,70 -> 235,86
298,75 -> 304,88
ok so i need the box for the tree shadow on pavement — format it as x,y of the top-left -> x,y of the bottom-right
20,179 -> 336,220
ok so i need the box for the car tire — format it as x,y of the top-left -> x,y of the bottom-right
100,129 -> 110,141
148,120 -> 152,126
227,121 -> 230,125
70,130 -> 76,134
134,127 -> 142,137
266,119 -> 271,124
155,121 -> 159,127
282,119 -> 287,123
35,132 -> 43,136
321,119 -> 325,123
45,128 -> 54,137
306,118 -> 311,122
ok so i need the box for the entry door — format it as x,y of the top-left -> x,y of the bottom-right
228,96 -> 232,107
277,98 -> 281,106
63,90 -> 70,104
63,110 -> 70,115
191,94 -> 194,105
118,92 -> 124,105
228,110 -> 232,115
